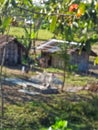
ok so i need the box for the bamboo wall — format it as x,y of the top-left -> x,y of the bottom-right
51,51 -> 89,72
0,41 -> 22,65
41,51 -> 89,72
51,55 -> 64,68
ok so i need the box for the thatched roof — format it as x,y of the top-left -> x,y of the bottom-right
0,35 -> 26,51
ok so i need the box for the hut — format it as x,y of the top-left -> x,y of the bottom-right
0,35 -> 25,65
37,39 -> 97,72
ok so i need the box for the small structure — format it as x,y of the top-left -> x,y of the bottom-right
37,39 -> 97,72
0,35 -> 25,65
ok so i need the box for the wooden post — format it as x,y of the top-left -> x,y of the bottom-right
0,46 -> 6,129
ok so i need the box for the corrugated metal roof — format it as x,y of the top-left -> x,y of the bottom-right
36,39 -> 97,56
37,39 -> 65,50
36,39 -> 80,53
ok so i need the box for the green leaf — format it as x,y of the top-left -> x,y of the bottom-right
95,3 -> 98,13
0,0 -> 4,4
31,31 -> 35,39
65,26 -> 73,41
52,120 -> 68,129
23,0 -> 32,6
50,16 -> 57,32
78,3 -> 86,15
24,0 -> 29,5
94,56 -> 98,65
24,27 -> 29,38
2,17 -> 11,29
3,0 -> 9,8
0,0 -> 9,11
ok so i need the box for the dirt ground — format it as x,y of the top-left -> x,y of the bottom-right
1,64 -> 98,106
2,84 -> 40,104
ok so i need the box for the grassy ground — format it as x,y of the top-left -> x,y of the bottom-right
8,26 -> 54,40
1,26 -> 98,130
2,65 -> 98,87
1,86 -> 98,130
45,67 -> 98,87
0,63 -> 98,130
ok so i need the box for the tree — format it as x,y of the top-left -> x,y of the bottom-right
42,0 -> 98,90
0,0 -> 98,87
0,0 -> 44,59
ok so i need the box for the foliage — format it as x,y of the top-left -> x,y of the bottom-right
1,0 -> 98,65
8,27 -> 53,40
1,0 -> 98,45
0,17 -> 12,34
48,119 -> 71,130
1,0 -> 98,41
94,56 -> 98,65
0,1 -> 98,129
1,93 -> 98,129
44,0 -> 98,45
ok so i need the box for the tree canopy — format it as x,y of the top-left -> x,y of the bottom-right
0,0 -> 98,50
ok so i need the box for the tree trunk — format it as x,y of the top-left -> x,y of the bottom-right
61,63 -> 66,92
0,46 -> 6,128
25,40 -> 32,59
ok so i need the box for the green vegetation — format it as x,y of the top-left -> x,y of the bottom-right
8,27 -> 53,40
1,0 -> 98,130
2,93 -> 98,130
66,74 -> 97,87
8,27 -> 25,38
46,119 -> 71,130
1,66 -> 98,130
45,67 -> 98,87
